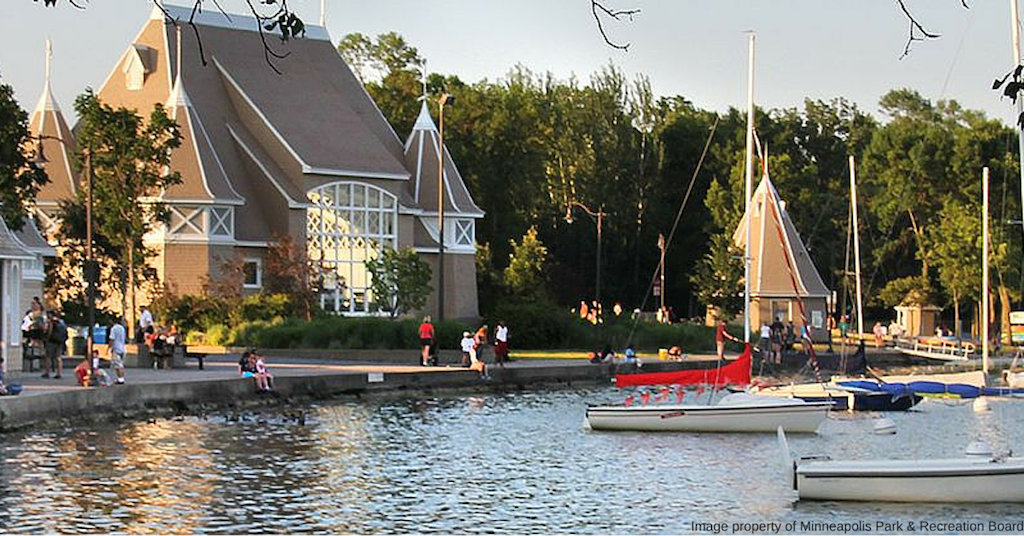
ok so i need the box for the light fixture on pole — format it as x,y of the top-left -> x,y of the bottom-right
565,200 -> 606,307
436,93 -> 455,321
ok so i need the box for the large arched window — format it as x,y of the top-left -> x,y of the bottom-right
307,182 -> 397,314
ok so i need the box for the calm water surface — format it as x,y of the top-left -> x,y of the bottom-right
2,387 -> 1024,534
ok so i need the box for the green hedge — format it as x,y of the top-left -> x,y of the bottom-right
202,309 -> 718,352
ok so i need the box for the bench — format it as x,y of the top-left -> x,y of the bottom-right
21,344 -> 45,372
181,344 -> 207,370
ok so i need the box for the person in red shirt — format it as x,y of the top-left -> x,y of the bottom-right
716,319 -> 739,360
418,316 -> 435,366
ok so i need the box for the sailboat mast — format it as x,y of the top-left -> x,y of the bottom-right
983,167 -> 991,375
1012,0 -> 1024,237
849,156 -> 864,336
744,33 -> 755,343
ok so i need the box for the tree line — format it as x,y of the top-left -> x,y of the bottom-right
342,32 -> 1022,331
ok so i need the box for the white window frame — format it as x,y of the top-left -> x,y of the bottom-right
242,258 -> 262,289
307,181 -> 398,315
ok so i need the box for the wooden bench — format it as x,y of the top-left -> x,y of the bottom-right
180,344 -> 208,370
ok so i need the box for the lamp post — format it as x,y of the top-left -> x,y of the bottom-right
33,137 -> 95,360
657,233 -> 666,313
565,200 -> 606,306
437,93 -> 455,321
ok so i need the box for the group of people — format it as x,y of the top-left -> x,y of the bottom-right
20,297 -> 69,380
238,349 -> 275,392
755,319 -> 798,364
417,317 -> 510,377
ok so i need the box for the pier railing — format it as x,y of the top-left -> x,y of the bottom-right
893,337 -> 976,361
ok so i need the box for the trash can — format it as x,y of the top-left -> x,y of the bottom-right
92,325 -> 107,345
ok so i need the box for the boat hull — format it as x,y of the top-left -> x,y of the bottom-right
586,401 -> 831,433
796,458 -> 1024,502
751,383 -> 921,411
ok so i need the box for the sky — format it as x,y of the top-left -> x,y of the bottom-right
0,0 -> 1019,126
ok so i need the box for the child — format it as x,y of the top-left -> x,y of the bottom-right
254,351 -> 274,392
460,331 -> 475,367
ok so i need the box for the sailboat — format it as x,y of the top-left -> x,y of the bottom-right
585,35 -> 833,434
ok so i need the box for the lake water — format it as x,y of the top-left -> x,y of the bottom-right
2,387 -> 1024,534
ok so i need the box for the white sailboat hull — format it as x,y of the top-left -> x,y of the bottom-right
795,457 -> 1024,502
586,394 -> 831,433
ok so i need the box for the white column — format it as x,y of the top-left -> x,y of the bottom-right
743,33 -> 755,342
983,167 -> 991,375
849,156 -> 864,336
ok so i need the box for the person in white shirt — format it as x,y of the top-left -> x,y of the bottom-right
460,331 -> 475,367
109,319 -> 127,384
494,321 -> 509,368
138,306 -> 154,343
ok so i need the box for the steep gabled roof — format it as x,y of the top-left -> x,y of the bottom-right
403,102 -> 483,217
29,39 -> 78,206
0,216 -> 36,261
12,219 -> 55,258
732,176 -> 829,298
162,61 -> 245,204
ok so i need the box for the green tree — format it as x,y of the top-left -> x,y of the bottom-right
504,226 -> 548,300
69,90 -> 182,331
0,74 -> 48,230
928,200 -> 981,340
365,247 -> 432,318
690,232 -> 744,321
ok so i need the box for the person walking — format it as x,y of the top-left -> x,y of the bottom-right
109,318 -> 127,384
138,305 -> 154,343
44,310 -> 67,379
494,321 -> 509,368
716,319 -> 739,360
758,322 -> 772,360
474,325 -> 489,363
418,316 -> 435,366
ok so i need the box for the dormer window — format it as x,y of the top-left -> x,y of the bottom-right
123,44 -> 156,91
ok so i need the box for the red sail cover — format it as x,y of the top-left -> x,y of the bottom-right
614,344 -> 751,388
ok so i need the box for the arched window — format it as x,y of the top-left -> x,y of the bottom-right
307,182 -> 397,314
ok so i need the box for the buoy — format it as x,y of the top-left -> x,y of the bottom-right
973,397 -> 991,413
965,440 -> 994,459
873,417 -> 897,435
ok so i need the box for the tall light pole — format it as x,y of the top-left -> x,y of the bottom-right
565,201 -> 606,306
436,93 -> 455,321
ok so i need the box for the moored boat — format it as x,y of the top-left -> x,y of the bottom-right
779,428 -> 1024,502
586,393 -> 831,433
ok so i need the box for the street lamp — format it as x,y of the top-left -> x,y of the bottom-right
33,137 -> 96,360
436,93 -> 455,321
565,200 -> 606,306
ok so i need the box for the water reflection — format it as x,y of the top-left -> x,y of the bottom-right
0,390 -> 1023,533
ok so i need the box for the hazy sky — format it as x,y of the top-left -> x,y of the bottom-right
0,1 -> 1019,126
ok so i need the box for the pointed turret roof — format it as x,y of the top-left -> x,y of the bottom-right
29,39 -> 79,207
732,176 -> 829,298
403,101 -> 483,218
160,27 -> 244,205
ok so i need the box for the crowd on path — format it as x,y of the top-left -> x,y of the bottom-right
417,317 -> 511,379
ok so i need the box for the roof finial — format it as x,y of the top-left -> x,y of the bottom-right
419,59 -> 428,102
175,23 -> 182,83
320,0 -> 326,27
44,38 -> 52,88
